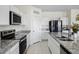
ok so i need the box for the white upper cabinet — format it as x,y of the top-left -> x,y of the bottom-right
0,5 -> 9,25
9,5 -> 22,16
31,6 -> 42,17
0,5 -> 22,25
13,6 -> 32,26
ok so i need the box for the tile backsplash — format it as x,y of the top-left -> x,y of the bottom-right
0,25 -> 30,32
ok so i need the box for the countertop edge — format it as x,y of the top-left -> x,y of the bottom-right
49,32 -> 72,54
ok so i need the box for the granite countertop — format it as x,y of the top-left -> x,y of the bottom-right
49,32 -> 79,54
0,40 -> 19,54
15,30 -> 30,40
0,30 -> 30,54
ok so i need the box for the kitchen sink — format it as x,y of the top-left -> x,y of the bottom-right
59,38 -> 73,41
57,36 -> 67,38
56,36 -> 73,41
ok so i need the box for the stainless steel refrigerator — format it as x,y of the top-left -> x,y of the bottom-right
49,20 -> 62,32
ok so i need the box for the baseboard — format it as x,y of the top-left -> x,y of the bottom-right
41,39 -> 48,41
33,41 -> 41,45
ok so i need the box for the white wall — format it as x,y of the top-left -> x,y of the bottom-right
0,5 -> 9,25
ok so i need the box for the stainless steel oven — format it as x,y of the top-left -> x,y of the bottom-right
0,29 -> 15,49
1,29 -> 15,40
0,29 -> 27,54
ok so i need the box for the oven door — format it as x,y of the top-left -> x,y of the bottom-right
19,36 -> 26,54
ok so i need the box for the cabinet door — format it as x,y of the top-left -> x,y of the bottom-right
5,42 -> 19,54
30,15 -> 41,45
27,33 -> 31,48
48,35 -> 60,54
0,6 -> 9,25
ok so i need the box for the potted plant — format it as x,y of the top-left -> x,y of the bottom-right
72,23 -> 79,33
72,23 -> 79,43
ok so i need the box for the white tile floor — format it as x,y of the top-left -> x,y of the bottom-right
26,41 -> 50,54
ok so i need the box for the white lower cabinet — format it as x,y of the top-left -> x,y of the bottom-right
27,33 -> 31,48
48,35 -> 60,54
5,42 -> 19,54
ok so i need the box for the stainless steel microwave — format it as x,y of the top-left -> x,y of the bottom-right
9,11 -> 21,25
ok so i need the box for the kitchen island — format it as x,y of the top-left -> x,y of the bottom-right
49,32 -> 79,54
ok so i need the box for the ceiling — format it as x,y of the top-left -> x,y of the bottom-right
33,5 -> 79,11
